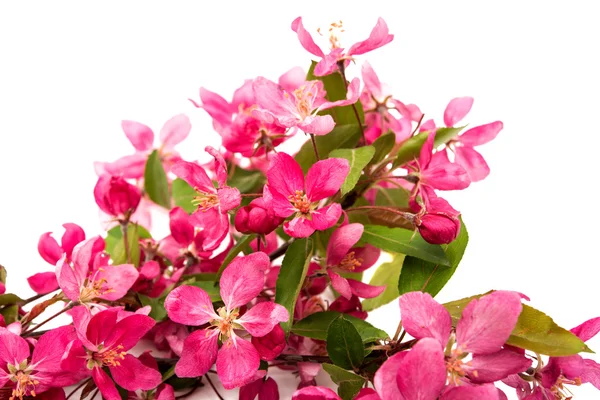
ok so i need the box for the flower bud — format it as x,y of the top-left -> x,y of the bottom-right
415,213 -> 460,244
94,175 -> 142,218
234,198 -> 284,235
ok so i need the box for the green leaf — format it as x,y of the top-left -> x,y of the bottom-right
215,234 -> 256,280
275,238 -> 313,334
329,146 -> 375,195
292,311 -> 388,343
392,126 -> 465,168
181,273 -> 218,282
138,294 -> 167,321
374,187 -> 410,208
360,225 -> 450,266
0,264 -> 6,284
295,124 -> 362,173
144,150 -> 171,208
369,132 -> 395,166
444,293 -> 592,356
105,224 -> 151,262
110,224 -> 141,266
0,293 -> 24,306
228,166 -> 264,193
327,316 -> 365,370
322,363 -> 366,400
362,255 -> 405,311
398,218 -> 468,297
0,304 -> 18,324
171,178 -> 196,214
187,281 -> 222,303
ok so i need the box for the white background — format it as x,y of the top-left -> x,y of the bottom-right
1,1 -> 599,398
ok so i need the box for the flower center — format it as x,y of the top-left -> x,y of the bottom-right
337,252 -> 362,271
445,355 -> 470,386
211,307 -> 241,341
550,375 -> 581,399
192,190 -> 219,212
8,369 -> 39,400
288,190 -> 313,215
79,268 -> 114,303
317,20 -> 344,49
87,344 -> 127,369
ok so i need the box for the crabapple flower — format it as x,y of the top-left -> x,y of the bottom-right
0,326 -> 82,399
292,386 -> 341,400
410,191 -> 461,245
252,76 -> 360,136
55,236 -> 138,304
164,252 -> 288,389
291,17 -> 393,77
61,307 -> 161,399
264,153 -> 349,238
235,197 -> 285,235
325,223 -> 384,299
239,375 -> 279,400
94,175 -> 142,219
171,147 -> 241,251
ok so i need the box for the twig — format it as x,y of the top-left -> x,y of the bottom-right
204,374 -> 224,400
21,302 -> 74,336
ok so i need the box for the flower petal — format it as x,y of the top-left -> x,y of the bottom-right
441,385 -> 500,400
298,114 -> 335,136
421,163 -> 471,190
292,386 -> 342,400
61,223 -> 86,259
93,367 -> 121,400
267,152 -> 305,198
374,352 -> 406,400
361,61 -> 383,100
121,120 -> 154,151
355,388 -> 381,400
198,87 -> 233,127
220,252 -> 270,310
571,316 -> 600,342
165,285 -> 218,326
467,349 -> 532,383
110,353 -> 162,390
328,270 -> 352,300
216,337 -> 261,390
310,203 -> 342,231
205,146 -> 229,187
175,329 -> 219,377
27,271 -> 58,294
171,161 -> 215,194
169,207 -> 194,247
453,146 -> 490,182
96,264 -> 139,301
347,278 -> 385,299
105,313 -> 156,351
456,290 -> 522,354
396,338 -> 446,400
284,216 -> 316,238
347,17 -> 394,56
237,302 -> 289,337
55,257 -> 84,302
327,223 -> 363,266
399,291 -> 452,346
305,158 -> 350,201
0,327 -> 30,365
217,186 -> 242,212
251,324 -> 286,361
459,121 -> 503,147
160,114 -> 191,149
443,97 -> 474,127
38,232 -> 63,265
279,66 -> 306,92
291,17 -> 325,57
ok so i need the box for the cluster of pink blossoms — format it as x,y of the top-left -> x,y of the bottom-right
1,16 -> 599,400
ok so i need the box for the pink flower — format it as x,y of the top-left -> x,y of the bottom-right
410,191 -> 461,245
235,197 -> 285,235
252,76 -> 360,136
291,17 -> 393,77
325,223 -> 384,299
127,352 -> 175,400
164,252 -> 289,389
239,376 -> 279,400
329,294 -> 368,320
292,386 -> 341,400
55,237 -> 138,304
264,153 -> 349,238
94,175 -> 142,219
61,307 -> 161,399
0,326 -> 83,399
94,114 -> 191,179
171,147 -> 241,251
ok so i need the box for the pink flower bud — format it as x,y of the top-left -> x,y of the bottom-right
94,175 -> 142,218
415,213 -> 460,244
234,198 -> 284,235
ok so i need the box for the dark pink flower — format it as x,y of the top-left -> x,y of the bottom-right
127,352 -> 175,400
291,17 -> 393,77
239,376 -> 279,400
164,252 -> 288,389
94,175 -> 142,219
292,386 -> 341,400
329,294 -> 368,320
264,153 -> 349,238
252,76 -> 360,136
325,223 -> 383,299
55,237 -> 138,304
410,192 -> 461,245
171,147 -> 241,251
61,307 -> 161,398
235,197 -> 285,235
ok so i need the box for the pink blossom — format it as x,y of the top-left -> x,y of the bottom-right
235,197 -> 285,235
55,236 -> 138,304
61,307 -> 161,399
252,76 -> 360,136
329,294 -> 368,320
94,175 -> 142,219
127,352 -> 175,400
325,223 -> 383,299
264,153 -> 349,238
410,191 -> 461,245
171,147 -> 241,251
291,17 -> 393,77
164,252 -> 289,389
239,376 -> 279,400
94,114 -> 191,179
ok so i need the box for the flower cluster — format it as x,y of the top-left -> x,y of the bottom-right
1,16 -> 598,400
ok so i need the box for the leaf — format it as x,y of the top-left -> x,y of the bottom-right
187,281 -> 222,303
0,293 -> 24,306
228,165 -> 264,193
275,238 -> 313,334
292,311 -> 388,343
181,273 -> 218,282
362,255 -> 405,311
0,264 -> 6,284
329,146 -> 375,195
392,126 -> 465,168
327,316 -> 365,370
295,124 -> 362,173
398,218 -> 468,297
363,207 -> 414,230
360,225 -> 450,266
322,363 -> 366,400
138,294 -> 167,321
444,293 -> 592,356
110,223 -> 141,266
375,187 -> 410,208
0,304 -> 18,324
144,149 -> 171,208
171,178 -> 197,214
215,234 -> 256,280
105,224 -> 151,262
369,132 -> 395,166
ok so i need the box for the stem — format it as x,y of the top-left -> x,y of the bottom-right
257,237 -> 261,252
269,239 -> 294,261
346,206 -> 415,220
310,134 -> 320,161
22,303 -> 74,336
66,378 -> 91,400
392,320 -> 403,342
275,354 -> 332,363
22,291 -> 57,306
121,221 -> 131,264
204,374 -> 224,400
240,193 -> 263,198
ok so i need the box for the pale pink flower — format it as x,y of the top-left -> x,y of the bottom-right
291,17 -> 393,77
263,153 -> 349,238
164,252 -> 288,389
